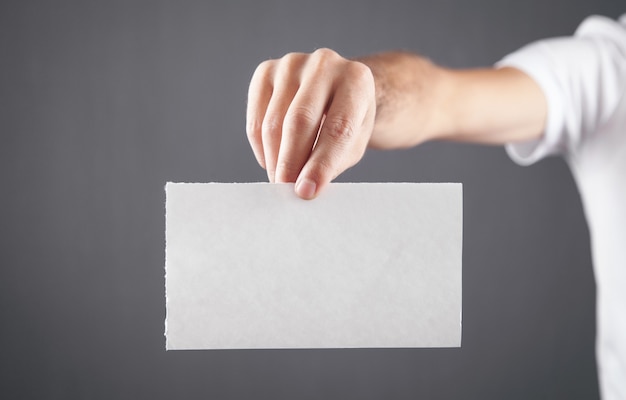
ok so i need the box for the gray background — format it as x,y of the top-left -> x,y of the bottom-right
0,1 -> 622,399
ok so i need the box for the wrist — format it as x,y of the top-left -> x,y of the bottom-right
358,52 -> 455,149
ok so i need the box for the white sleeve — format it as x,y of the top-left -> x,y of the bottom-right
497,15 -> 626,166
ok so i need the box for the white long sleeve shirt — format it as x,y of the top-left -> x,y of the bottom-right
498,14 -> 626,400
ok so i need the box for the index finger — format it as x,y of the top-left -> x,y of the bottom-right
295,64 -> 375,199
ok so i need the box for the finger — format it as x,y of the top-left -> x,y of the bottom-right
261,54 -> 306,182
246,60 -> 275,169
261,85 -> 299,183
295,64 -> 374,199
274,80 -> 329,183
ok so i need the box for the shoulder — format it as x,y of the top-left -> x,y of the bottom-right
575,14 -> 626,43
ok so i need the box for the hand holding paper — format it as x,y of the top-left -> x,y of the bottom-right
247,49 -> 376,199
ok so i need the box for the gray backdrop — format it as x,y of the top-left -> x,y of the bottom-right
1,1 -> 622,399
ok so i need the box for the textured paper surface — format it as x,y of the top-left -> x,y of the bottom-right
165,182 -> 462,350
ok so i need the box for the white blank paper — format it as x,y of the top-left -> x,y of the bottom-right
165,182 -> 462,350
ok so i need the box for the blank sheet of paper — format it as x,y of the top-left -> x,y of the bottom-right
165,182 -> 462,350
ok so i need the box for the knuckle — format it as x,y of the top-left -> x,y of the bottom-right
324,116 -> 356,142
309,48 -> 341,71
280,52 -> 306,69
285,106 -> 318,133
316,156 -> 336,174
346,61 -> 373,85
253,59 -> 275,81
246,118 -> 263,141
313,47 -> 338,60
262,114 -> 283,136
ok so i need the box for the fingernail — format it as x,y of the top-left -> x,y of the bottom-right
295,178 -> 317,199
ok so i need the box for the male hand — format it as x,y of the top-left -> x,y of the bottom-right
246,48 -> 376,199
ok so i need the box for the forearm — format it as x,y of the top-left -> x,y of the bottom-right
357,52 -> 547,148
